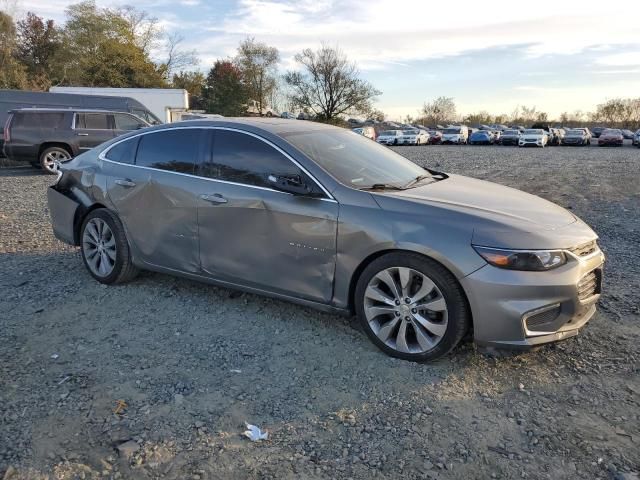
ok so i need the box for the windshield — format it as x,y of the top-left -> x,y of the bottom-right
567,129 -> 583,135
403,130 -> 418,135
603,129 -> 621,134
283,129 -> 430,189
504,130 -> 519,135
443,128 -> 460,134
524,129 -> 544,135
380,130 -> 397,136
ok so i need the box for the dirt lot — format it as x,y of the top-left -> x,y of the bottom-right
1,144 -> 639,480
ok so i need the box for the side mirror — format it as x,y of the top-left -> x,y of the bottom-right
268,174 -> 315,196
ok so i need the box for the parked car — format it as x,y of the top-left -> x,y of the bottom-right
519,129 -> 548,148
352,126 -> 376,141
280,112 -> 296,119
468,130 -> 493,145
427,130 -> 443,144
633,129 -> 640,147
591,127 -> 606,138
376,130 -> 403,145
3,108 -> 149,174
398,129 -> 429,145
562,129 -> 591,146
548,128 -> 565,146
499,129 -> 521,146
47,118 -> 604,362
598,129 -> 624,146
297,112 -> 311,120
441,125 -> 469,144
621,129 -> 634,140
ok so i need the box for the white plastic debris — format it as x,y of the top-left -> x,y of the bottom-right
243,423 -> 268,442
50,353 -> 59,360
230,369 -> 242,373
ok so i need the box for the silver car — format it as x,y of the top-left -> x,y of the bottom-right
47,119 -> 604,362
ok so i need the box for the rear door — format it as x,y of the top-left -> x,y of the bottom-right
104,128 -> 205,272
73,112 -> 115,151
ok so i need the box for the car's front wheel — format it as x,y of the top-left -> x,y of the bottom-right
80,209 -> 139,284
355,253 -> 470,362
39,146 -> 71,174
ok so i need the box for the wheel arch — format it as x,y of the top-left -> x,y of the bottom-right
73,202 -> 108,245
346,249 -> 474,331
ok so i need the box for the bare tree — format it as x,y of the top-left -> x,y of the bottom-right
285,45 -> 380,122
236,38 -> 279,115
421,97 -> 456,126
162,32 -> 198,79
118,5 -> 161,55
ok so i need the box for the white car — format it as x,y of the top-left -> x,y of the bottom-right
398,129 -> 430,145
352,126 -> 376,140
376,130 -> 403,145
519,129 -> 548,148
441,125 -> 469,144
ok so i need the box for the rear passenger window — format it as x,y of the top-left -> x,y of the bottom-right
104,137 -> 138,165
76,113 -> 111,130
200,130 -> 302,188
12,112 -> 66,129
135,129 -> 201,174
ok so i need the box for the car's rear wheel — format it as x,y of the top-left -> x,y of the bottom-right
355,253 -> 470,362
80,209 -> 139,284
39,147 -> 71,174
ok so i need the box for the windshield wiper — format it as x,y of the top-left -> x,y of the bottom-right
359,183 -> 406,191
402,174 -> 433,189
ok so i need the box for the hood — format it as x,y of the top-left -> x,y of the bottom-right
378,174 -> 577,230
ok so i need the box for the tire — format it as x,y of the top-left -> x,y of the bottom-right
354,252 -> 470,362
39,146 -> 71,175
80,209 -> 139,285
393,139 -> 398,145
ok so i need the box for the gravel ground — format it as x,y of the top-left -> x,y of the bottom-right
1,144 -> 639,480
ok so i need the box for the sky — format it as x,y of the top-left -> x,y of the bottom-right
9,0 -> 640,121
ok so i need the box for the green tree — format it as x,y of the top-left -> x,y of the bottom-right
172,70 -> 206,110
204,60 -> 248,116
285,45 -> 380,123
59,1 -> 166,87
0,10 -> 27,88
16,12 -> 61,89
235,38 -> 279,115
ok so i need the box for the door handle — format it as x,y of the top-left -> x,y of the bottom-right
200,193 -> 227,204
77,133 -> 89,136
115,179 -> 136,188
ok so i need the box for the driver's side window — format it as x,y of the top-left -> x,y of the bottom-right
199,130 -> 310,190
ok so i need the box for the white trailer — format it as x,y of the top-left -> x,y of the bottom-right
49,87 -> 189,123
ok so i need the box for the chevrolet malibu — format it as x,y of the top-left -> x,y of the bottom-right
47,119 -> 604,362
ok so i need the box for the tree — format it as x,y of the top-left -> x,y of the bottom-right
16,12 -> 61,89
60,1 -> 166,87
236,38 -> 279,115
285,45 -> 380,123
204,60 -> 248,116
0,10 -> 27,88
160,32 -> 198,80
172,70 -> 206,110
463,110 -> 493,126
421,97 -> 456,126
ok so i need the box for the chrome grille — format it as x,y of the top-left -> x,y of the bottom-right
577,269 -> 601,301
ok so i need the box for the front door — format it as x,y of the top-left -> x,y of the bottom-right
73,112 -> 115,152
194,129 -> 339,303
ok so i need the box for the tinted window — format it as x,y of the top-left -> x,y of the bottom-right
135,129 -> 201,174
76,113 -> 111,130
104,137 -> 138,165
12,112 -> 66,129
201,130 -> 303,188
114,113 -> 146,131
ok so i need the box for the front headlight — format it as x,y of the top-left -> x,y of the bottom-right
473,246 -> 567,271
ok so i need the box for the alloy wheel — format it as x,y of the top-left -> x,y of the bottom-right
82,218 -> 117,277
42,150 -> 71,173
363,267 -> 448,354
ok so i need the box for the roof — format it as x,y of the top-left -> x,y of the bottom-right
151,117 -> 339,136
9,107 -> 136,114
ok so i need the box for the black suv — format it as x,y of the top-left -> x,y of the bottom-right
3,108 -> 149,174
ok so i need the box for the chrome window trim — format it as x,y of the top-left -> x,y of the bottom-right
98,125 -> 337,202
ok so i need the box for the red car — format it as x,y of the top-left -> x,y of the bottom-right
598,129 -> 624,146
427,130 -> 443,144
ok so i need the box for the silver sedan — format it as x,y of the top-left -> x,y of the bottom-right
47,119 -> 604,361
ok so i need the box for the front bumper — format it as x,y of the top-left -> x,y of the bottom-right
461,246 -> 605,349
